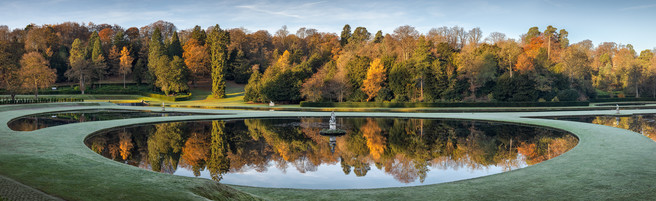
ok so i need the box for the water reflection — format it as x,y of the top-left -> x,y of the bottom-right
85,118 -> 577,189
545,114 -> 656,142
8,109 -> 217,131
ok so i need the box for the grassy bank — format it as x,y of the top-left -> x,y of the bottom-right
1,104 -> 656,200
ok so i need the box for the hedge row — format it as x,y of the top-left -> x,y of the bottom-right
38,85 -> 152,95
0,97 -> 84,105
590,97 -> 656,103
145,93 -> 192,102
299,101 -> 590,108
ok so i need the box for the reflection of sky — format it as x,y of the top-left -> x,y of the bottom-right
174,156 -> 528,189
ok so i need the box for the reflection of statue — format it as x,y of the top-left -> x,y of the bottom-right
320,111 -> 346,153
329,136 -> 337,153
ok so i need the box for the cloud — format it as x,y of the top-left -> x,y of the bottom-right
620,4 -> 656,11
236,4 -> 303,19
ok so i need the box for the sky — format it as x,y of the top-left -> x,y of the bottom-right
1,0 -> 655,51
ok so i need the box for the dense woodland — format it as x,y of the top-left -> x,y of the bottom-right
1,20 -> 656,103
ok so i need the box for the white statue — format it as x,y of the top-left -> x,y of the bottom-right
269,101 -> 275,107
162,102 -> 165,112
616,104 -> 619,114
329,111 -> 336,130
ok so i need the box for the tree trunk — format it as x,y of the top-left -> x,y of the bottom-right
34,80 -> 38,99
547,36 -> 551,59
508,55 -> 513,78
81,76 -> 85,95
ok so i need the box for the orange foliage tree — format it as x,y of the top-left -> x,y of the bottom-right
361,58 -> 386,101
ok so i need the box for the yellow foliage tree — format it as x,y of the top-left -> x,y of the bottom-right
119,46 -> 133,88
361,58 -> 386,101
19,52 -> 56,99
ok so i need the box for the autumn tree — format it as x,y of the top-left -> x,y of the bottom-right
497,39 -> 521,77
613,46 -> 640,97
467,27 -> 482,47
182,39 -> 209,86
19,52 -> 56,98
0,38 -> 22,100
66,38 -> 91,94
393,25 -> 419,61
208,25 -> 230,98
362,58 -> 386,101
458,46 -> 498,99
119,46 -> 133,88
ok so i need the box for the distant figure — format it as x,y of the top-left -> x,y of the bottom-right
269,101 -> 275,107
616,104 -> 620,114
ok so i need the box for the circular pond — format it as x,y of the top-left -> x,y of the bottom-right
85,117 -> 577,189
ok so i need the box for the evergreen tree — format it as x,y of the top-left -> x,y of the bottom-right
190,25 -> 207,46
340,24 -> 351,46
87,31 -> 99,59
168,31 -> 183,58
148,28 -> 165,84
373,30 -> 384,43
112,30 -> 128,50
208,25 -> 230,98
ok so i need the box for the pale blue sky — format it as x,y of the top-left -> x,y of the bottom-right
1,0 -> 655,51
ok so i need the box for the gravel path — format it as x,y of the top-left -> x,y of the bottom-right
0,175 -> 63,201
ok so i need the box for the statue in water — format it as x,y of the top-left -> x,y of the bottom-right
329,111 -> 336,130
321,111 -> 345,153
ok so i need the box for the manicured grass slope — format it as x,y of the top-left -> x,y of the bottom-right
1,104 -> 656,200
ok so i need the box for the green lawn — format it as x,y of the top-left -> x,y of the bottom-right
1,103 -> 656,200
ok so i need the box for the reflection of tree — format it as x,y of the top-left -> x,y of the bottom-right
180,132 -> 210,176
517,130 -> 577,165
207,120 -> 230,181
119,130 -> 134,160
244,118 -> 320,174
84,118 -> 578,185
89,136 -> 107,154
362,119 -> 386,161
339,119 -> 371,177
591,116 -> 656,142
147,122 -> 185,173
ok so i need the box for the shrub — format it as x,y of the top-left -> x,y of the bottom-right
557,89 -> 579,102
299,101 -> 589,108
0,97 -> 84,105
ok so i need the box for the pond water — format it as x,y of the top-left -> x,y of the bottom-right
85,117 -> 577,189
8,109 -> 217,131
540,114 -> 656,142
